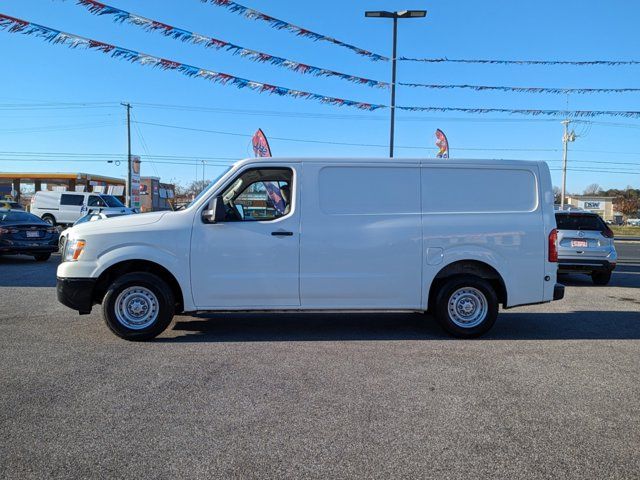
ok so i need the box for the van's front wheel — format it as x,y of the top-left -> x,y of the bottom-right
433,276 -> 498,338
102,272 -> 174,341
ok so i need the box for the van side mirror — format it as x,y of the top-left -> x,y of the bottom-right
202,195 -> 226,224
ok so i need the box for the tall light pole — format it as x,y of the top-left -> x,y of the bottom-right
560,119 -> 576,209
365,10 -> 427,158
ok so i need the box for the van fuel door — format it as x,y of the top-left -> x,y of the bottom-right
426,247 -> 444,266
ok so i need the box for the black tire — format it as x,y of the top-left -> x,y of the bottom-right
591,271 -> 612,286
102,272 -> 175,341
41,214 -> 56,226
33,253 -> 51,262
433,275 -> 499,338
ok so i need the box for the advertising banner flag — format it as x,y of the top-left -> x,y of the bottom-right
252,128 -> 272,157
435,129 -> 449,158
130,155 -> 141,209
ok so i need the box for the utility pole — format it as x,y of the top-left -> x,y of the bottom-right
121,102 -> 132,207
560,119 -> 576,209
365,10 -> 427,158
201,160 -> 205,186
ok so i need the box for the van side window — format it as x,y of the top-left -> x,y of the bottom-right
87,195 -> 106,207
221,168 -> 293,222
60,194 -> 84,206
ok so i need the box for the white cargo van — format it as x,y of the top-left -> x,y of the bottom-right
57,158 -> 563,340
31,191 -> 132,226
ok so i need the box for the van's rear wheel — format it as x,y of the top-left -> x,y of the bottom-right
433,275 -> 498,338
41,214 -> 56,226
102,272 -> 174,341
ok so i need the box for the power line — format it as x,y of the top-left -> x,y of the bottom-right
0,102 -> 119,110
3,149 -> 640,167
0,158 -> 235,167
131,120 -> 640,157
130,111 -> 161,178
0,121 -> 121,134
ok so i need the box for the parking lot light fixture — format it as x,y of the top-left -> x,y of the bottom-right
365,9 -> 427,158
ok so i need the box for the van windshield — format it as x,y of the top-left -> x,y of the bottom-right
99,195 -> 125,208
188,166 -> 233,208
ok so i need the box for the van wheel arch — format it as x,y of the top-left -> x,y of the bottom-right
428,260 -> 507,310
94,260 -> 184,313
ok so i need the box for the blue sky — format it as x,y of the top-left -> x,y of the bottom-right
0,0 -> 639,192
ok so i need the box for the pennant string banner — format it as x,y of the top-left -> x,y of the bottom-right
396,106 -> 640,119
3,13 -> 640,119
400,57 -> 640,66
399,83 -> 640,94
74,0 -> 388,88
201,0 -> 388,62
0,14 -> 385,111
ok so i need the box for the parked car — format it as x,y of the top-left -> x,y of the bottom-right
30,191 -> 133,226
0,208 -> 59,261
0,200 -> 24,210
555,211 -> 617,285
57,158 -> 563,341
59,211 -> 132,252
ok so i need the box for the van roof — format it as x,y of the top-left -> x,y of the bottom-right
233,157 -> 545,168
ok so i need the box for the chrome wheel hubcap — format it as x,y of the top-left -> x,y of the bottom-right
448,287 -> 488,328
114,286 -> 159,330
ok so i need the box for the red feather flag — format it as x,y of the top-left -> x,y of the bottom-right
435,129 -> 449,158
252,128 -> 272,157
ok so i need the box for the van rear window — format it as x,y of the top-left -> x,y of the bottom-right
555,214 -> 605,231
60,194 -> 84,206
422,168 -> 537,213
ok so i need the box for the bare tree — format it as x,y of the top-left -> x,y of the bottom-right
552,186 -> 562,204
583,183 -> 601,196
185,179 -> 211,197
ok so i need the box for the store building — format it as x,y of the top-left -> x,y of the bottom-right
565,195 -> 615,221
139,177 -> 175,212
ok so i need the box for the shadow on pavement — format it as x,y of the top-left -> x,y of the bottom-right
0,254 -> 59,287
560,264 -> 640,288
157,309 -> 640,343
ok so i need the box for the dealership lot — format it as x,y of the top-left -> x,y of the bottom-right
1,253 -> 639,479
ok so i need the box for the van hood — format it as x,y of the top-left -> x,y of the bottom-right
70,211 -> 168,235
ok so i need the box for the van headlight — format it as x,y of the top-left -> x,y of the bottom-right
64,239 -> 86,262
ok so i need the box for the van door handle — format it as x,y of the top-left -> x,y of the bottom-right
271,231 -> 293,236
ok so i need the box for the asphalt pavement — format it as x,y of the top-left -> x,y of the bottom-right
616,238 -> 640,264
1,253 -> 639,479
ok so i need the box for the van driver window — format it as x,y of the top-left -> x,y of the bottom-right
87,196 -> 106,207
221,168 -> 293,222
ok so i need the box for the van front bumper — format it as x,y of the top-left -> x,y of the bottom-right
57,277 -> 96,314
